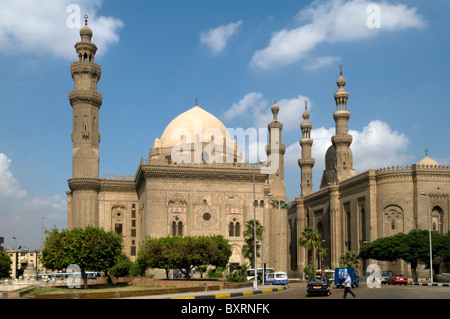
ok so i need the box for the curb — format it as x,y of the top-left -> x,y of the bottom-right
409,282 -> 450,287
171,285 -> 288,299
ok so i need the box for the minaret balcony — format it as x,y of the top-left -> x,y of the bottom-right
70,61 -> 101,77
331,135 -> 353,146
69,91 -> 103,108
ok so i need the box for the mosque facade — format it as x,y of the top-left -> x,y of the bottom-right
66,21 -> 450,279
66,21 -> 288,275
288,66 -> 450,278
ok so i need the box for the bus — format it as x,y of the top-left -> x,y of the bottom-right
38,272 -> 101,280
246,268 -> 275,281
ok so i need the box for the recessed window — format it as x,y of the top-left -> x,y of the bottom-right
203,213 -> 211,221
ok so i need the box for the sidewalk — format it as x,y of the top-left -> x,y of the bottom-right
125,284 -> 289,299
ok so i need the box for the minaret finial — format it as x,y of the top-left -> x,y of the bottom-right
339,64 -> 343,76
425,148 -> 429,156
84,14 -> 89,26
304,100 -> 308,110
195,97 -> 198,106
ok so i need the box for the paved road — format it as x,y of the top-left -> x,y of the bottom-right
232,282 -> 450,299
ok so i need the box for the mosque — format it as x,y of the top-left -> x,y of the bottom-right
288,67 -> 450,278
66,20 -> 449,278
66,19 -> 288,275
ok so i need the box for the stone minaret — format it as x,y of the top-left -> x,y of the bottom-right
298,100 -> 315,197
67,16 -> 102,228
331,65 -> 355,182
266,103 -> 286,197
266,102 -> 288,273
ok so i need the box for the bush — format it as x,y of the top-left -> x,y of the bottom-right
228,263 -> 248,283
208,266 -> 225,278
109,254 -> 132,277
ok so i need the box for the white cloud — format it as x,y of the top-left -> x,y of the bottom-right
251,0 -> 425,69
200,20 -> 242,55
0,153 -> 27,198
304,56 -> 340,70
223,92 -> 267,120
0,153 -> 66,249
224,92 -> 311,131
0,0 -> 124,60
285,120 -> 411,173
349,120 -> 411,171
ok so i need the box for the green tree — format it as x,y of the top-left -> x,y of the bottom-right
242,220 -> 263,269
359,230 -> 449,282
41,226 -> 123,288
298,227 -> 321,276
339,251 -> 360,268
138,235 -> 232,279
317,247 -> 328,271
0,251 -> 12,278
109,253 -> 132,278
138,236 -> 181,279
228,263 -> 248,283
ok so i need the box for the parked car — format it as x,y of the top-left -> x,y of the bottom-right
307,275 -> 331,296
334,267 -> 359,288
388,274 -> 408,285
381,271 -> 393,285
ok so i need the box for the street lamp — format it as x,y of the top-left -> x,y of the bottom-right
420,192 -> 433,284
263,193 -> 273,285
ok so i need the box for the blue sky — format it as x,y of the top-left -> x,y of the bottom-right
0,0 -> 449,250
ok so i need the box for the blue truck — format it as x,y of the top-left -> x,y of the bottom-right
334,267 -> 359,288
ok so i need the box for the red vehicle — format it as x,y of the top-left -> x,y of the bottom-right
388,274 -> 408,285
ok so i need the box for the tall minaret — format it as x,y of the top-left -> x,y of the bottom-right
67,15 -> 102,228
298,100 -> 315,197
266,102 -> 286,197
331,65 -> 355,182
266,102 -> 288,273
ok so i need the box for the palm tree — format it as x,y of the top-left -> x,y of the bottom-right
298,227 -> 321,276
339,251 -> 360,268
242,220 -> 263,269
317,247 -> 328,271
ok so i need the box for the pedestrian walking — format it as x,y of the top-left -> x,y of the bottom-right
343,273 -> 356,298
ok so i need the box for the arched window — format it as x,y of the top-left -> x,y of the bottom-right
172,221 -> 183,237
235,222 -> 240,237
228,220 -> 241,237
228,222 -> 234,237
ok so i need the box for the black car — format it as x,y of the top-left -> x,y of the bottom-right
307,276 -> 331,296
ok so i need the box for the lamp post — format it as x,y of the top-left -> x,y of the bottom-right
420,192 -> 433,284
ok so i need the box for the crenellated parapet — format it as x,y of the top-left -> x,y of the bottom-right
100,178 -> 136,193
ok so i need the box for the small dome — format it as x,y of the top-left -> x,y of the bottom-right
417,155 -> 439,166
80,15 -> 93,40
336,75 -> 346,88
303,110 -> 310,119
80,25 -> 93,38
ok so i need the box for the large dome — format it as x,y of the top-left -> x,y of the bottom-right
158,105 -> 232,148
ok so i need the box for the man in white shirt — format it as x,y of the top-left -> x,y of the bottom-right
343,273 -> 356,298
